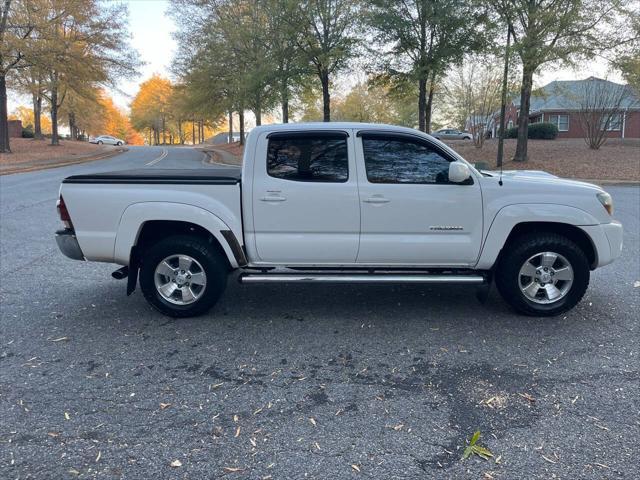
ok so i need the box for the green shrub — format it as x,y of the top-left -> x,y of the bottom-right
505,122 -> 558,140
529,122 -> 558,139
22,127 -> 34,138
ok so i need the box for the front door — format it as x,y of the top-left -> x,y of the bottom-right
251,130 -> 360,264
355,132 -> 483,266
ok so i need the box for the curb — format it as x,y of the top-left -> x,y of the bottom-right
0,147 -> 129,175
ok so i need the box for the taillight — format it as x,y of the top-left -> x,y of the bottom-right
57,195 -> 73,229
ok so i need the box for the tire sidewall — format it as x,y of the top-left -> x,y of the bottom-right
497,236 -> 590,316
139,236 -> 227,317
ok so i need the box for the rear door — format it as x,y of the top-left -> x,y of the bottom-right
251,130 -> 360,264
355,132 -> 483,266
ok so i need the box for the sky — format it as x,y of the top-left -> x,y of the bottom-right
113,0 -> 176,110
8,0 -> 621,117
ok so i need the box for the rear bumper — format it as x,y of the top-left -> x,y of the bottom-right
580,221 -> 623,268
55,229 -> 85,261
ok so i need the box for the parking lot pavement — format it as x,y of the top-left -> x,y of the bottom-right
0,154 -> 638,478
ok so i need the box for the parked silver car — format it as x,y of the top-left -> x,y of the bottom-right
432,129 -> 473,140
90,135 -> 125,146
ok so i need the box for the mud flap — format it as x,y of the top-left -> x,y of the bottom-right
127,246 -> 139,296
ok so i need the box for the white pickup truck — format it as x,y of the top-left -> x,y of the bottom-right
56,123 -> 623,318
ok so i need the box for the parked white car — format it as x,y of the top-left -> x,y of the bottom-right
55,122 -> 622,318
432,129 -> 473,140
90,135 -> 125,146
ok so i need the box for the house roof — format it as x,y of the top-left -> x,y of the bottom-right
514,77 -> 640,112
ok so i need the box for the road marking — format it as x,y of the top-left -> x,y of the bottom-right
145,148 -> 168,166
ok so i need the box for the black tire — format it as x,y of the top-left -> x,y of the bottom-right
139,235 -> 228,318
97,140 -> 103,145
495,233 -> 590,316
116,141 -> 122,146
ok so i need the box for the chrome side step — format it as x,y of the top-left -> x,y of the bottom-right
239,273 -> 486,285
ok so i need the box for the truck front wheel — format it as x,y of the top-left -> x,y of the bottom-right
139,235 -> 227,317
495,233 -> 590,316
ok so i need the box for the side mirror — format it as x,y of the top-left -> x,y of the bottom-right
449,161 -> 471,183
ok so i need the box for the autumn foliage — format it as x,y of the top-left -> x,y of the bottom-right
130,74 -> 219,145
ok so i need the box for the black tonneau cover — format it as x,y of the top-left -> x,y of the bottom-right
63,167 -> 242,185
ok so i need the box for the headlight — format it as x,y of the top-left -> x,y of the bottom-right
597,192 -> 613,216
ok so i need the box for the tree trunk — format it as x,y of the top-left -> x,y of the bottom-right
425,74 -> 436,134
33,93 -> 43,139
239,110 -> 245,146
281,87 -> 289,124
50,86 -> 59,146
254,94 -> 262,126
418,77 -> 427,132
0,74 -> 9,152
192,119 -> 196,145
228,110 -> 233,143
514,66 -> 534,162
320,68 -> 330,122
68,113 -> 76,140
162,114 -> 166,144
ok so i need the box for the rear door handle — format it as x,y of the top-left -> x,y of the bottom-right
363,196 -> 390,204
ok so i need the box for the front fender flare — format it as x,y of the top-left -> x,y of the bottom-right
114,202 -> 239,268
475,203 -> 600,270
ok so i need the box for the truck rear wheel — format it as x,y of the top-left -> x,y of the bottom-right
495,233 -> 590,316
139,235 -> 227,317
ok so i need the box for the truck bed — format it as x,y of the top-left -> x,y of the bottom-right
63,167 -> 242,185
60,167 -> 243,264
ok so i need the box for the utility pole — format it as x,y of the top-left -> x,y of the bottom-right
497,24 -> 512,168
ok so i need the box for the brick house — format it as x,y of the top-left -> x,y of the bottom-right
490,77 -> 640,139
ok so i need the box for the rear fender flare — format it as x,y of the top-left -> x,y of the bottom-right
114,202 -> 239,268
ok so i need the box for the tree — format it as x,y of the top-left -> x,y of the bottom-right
367,0 -> 488,133
260,0 -> 311,123
0,0 -> 46,151
332,81 -> 417,126
444,55 -> 506,148
494,0 -> 627,161
130,75 -> 173,145
290,0 -> 360,121
36,0 -> 138,145
613,6 -> 640,91
572,77 -> 637,149
11,63 -> 47,139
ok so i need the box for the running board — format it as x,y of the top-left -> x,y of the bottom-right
239,273 -> 486,285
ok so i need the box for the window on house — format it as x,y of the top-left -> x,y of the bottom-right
548,114 -> 569,132
601,114 -> 622,131
507,120 -> 513,129
267,133 -> 349,182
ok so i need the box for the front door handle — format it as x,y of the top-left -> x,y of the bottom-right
363,196 -> 390,204
260,195 -> 287,202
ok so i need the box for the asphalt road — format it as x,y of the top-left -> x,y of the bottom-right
1,146 -> 639,479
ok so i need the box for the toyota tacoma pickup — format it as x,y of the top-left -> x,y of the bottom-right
55,123 -> 623,318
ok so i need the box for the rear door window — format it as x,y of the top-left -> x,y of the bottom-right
267,133 -> 348,182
